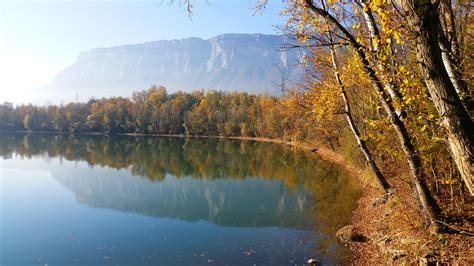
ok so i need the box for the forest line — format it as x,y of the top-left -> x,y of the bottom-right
0,87 -> 300,138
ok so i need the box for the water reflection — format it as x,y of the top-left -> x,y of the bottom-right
0,133 -> 362,264
53,167 -> 313,229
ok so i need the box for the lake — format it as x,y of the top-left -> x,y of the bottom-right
0,133 -> 362,265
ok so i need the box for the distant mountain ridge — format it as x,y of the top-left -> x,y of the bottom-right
50,33 -> 305,100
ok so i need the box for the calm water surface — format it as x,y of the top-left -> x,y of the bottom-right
0,133 -> 361,265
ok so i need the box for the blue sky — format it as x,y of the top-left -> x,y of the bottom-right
0,0 -> 287,103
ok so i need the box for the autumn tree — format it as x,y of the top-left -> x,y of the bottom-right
284,0 -> 442,227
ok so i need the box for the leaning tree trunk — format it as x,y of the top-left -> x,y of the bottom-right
397,0 -> 474,195
330,47 -> 391,192
437,20 -> 472,113
360,0 -> 404,118
359,51 -> 440,228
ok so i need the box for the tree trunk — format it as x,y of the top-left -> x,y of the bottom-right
437,20 -> 472,113
330,47 -> 391,192
360,0 -> 405,116
397,0 -> 474,195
